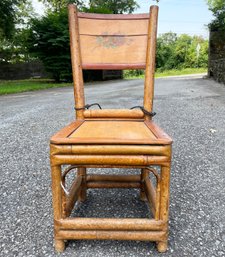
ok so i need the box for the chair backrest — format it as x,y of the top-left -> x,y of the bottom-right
68,4 -> 158,120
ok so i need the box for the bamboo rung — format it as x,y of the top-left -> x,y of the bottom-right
52,155 -> 169,166
50,144 -> 171,156
87,174 -> 141,182
56,218 -> 166,231
56,230 -> 166,241
83,109 -> 144,119
87,181 -> 140,188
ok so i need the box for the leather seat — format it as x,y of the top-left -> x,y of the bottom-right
50,120 -> 172,146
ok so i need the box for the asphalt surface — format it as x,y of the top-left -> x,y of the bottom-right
0,75 -> 225,257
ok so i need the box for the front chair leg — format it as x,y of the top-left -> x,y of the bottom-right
51,164 -> 65,252
156,163 -> 171,253
55,239 -> 65,252
157,241 -> 168,253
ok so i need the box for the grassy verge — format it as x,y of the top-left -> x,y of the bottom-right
0,79 -> 72,95
124,68 -> 207,79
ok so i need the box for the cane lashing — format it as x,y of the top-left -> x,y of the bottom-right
75,103 -> 102,111
130,106 -> 156,117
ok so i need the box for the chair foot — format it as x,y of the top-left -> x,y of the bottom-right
157,241 -> 168,253
55,239 -> 65,252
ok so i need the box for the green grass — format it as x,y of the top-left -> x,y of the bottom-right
124,68 -> 207,79
0,79 -> 72,95
155,68 -> 207,78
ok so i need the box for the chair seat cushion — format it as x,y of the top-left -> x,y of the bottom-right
50,120 -> 172,145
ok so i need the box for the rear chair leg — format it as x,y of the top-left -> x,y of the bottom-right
140,169 -> 148,201
78,167 -> 87,202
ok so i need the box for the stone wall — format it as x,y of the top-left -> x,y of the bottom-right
0,61 -> 48,80
208,30 -> 225,84
0,61 -> 122,81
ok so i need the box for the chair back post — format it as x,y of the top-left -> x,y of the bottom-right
68,4 -> 85,120
143,5 -> 158,120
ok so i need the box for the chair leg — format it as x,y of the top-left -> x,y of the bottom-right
78,167 -> 87,202
55,239 -> 65,252
140,169 -> 148,201
156,163 -> 171,253
51,164 -> 65,252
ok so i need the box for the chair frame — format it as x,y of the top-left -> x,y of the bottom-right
50,4 -> 172,253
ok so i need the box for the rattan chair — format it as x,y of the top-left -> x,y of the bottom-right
50,4 -> 172,253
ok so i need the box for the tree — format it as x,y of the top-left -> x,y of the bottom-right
26,10 -> 71,81
0,0 -> 35,63
0,0 -> 34,39
156,33 -> 208,71
206,0 -> 225,30
0,0 -> 26,39
185,36 -> 208,68
174,34 -> 192,66
86,0 -> 139,14
39,0 -> 84,12
0,29 -> 32,63
207,0 -> 224,10
156,32 -> 178,70
39,0 -> 139,13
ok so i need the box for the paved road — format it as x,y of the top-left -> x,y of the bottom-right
0,75 -> 225,257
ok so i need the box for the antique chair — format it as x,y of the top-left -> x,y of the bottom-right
50,4 -> 172,253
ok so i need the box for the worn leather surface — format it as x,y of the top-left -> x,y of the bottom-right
50,120 -> 172,145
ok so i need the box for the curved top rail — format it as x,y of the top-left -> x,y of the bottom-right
77,12 -> 150,20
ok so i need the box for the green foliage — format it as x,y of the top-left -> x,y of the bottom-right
26,10 -> 71,82
0,0 -> 35,63
207,0 -> 225,31
207,0 -> 224,10
0,0 -> 28,39
156,32 -> 208,71
156,32 -> 177,70
39,0 -> 139,13
86,0 -> 139,14
0,1 -> 15,39
81,5 -> 113,14
39,0 -> 84,12
0,28 -> 33,63
0,0 -> 34,39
